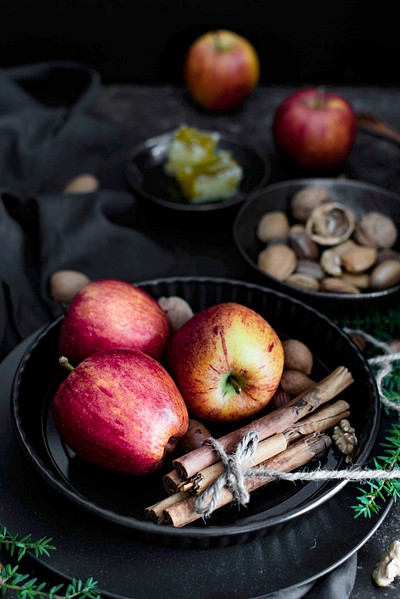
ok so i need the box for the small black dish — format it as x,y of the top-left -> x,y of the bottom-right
10,277 -> 379,549
233,178 -> 400,313
125,131 -> 270,213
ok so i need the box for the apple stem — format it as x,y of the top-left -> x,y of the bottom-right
228,375 -> 242,394
59,356 -> 75,371
212,31 -> 231,53
313,87 -> 326,109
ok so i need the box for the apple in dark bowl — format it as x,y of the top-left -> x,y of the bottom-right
166,301 -> 284,422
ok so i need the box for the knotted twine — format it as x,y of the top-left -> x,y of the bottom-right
194,328 -> 400,519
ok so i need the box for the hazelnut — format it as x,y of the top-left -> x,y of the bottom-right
370,259 -> 400,289
280,370 -> 316,395
63,174 -> 100,194
282,338 -> 314,375
257,211 -> 290,243
354,212 -> 398,249
257,244 -> 297,281
291,186 -> 331,222
50,270 -> 91,303
158,296 -> 194,331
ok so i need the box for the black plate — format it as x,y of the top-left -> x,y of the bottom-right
233,178 -> 400,312
10,277 -> 379,550
125,131 -> 270,212
1,325 -> 394,598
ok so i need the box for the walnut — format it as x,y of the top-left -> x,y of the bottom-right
372,540 -> 400,587
305,202 -> 355,246
332,419 -> 358,457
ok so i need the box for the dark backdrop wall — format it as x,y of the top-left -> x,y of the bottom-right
0,1 -> 398,86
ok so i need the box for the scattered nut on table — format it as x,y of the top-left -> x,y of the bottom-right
372,540 -> 400,587
63,174 -> 100,194
50,270 -> 91,304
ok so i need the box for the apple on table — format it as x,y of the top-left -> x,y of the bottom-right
273,88 -> 357,172
184,29 -> 260,113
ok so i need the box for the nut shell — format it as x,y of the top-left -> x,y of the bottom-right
319,277 -> 360,294
257,211 -> 290,243
354,212 -> 398,249
50,270 -> 91,303
286,273 -> 320,291
306,202 -> 355,246
282,338 -> 313,375
257,244 -> 297,281
370,259 -> 400,289
280,370 -> 315,395
158,296 -> 194,332
340,245 -> 377,274
291,186 -> 331,222
289,228 -> 320,260
63,174 -> 100,194
295,259 -> 325,281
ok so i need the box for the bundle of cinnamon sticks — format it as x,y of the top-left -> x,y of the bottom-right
145,365 -> 354,528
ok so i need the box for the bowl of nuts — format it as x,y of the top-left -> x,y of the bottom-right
233,178 -> 400,312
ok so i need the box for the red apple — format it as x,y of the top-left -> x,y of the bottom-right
273,88 -> 357,171
59,279 -> 171,365
52,349 -> 189,475
184,29 -> 260,113
166,302 -> 284,423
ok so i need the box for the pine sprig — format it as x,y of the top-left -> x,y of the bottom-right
351,423 -> 400,518
0,564 -> 100,599
0,527 -> 56,562
329,305 -> 400,518
0,526 -> 101,599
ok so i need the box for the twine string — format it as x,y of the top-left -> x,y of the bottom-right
194,431 -> 259,518
344,327 -> 400,413
246,466 -> 400,482
193,328 -> 400,518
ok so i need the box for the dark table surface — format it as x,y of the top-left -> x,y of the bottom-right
2,79 -> 400,598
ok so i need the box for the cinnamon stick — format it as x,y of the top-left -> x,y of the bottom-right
283,398 -> 350,443
162,398 -> 350,495
166,433 -> 288,495
164,433 -> 332,527
145,490 -> 190,523
173,366 -> 353,479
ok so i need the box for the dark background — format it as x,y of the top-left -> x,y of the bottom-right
0,1 -> 398,86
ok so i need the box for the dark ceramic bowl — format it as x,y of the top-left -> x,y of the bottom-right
125,131 -> 270,213
10,277 -> 379,549
233,178 -> 400,312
